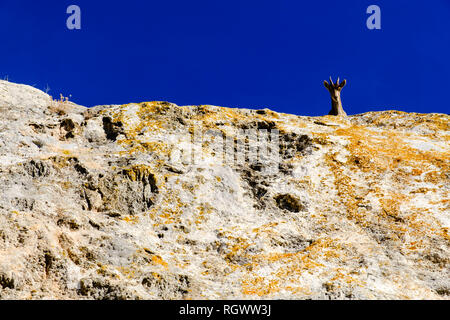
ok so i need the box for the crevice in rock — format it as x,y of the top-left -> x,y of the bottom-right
0,274 -> 15,289
240,168 -> 269,209
60,118 -> 76,139
274,194 -> 305,212
23,159 -> 51,178
279,132 -> 314,159
102,116 -> 124,141
43,251 -> 54,276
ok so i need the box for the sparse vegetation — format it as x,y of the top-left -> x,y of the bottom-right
48,93 -> 72,115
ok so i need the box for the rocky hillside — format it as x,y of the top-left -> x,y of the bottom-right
0,80 -> 448,299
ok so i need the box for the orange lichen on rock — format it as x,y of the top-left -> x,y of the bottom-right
151,255 -> 169,268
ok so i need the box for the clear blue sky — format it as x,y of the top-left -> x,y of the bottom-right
1,0 -> 449,116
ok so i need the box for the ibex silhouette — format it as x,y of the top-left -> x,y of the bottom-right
323,76 -> 347,116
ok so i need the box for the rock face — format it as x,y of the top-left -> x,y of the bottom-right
0,80 -> 449,300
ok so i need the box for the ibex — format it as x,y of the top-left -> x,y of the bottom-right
323,76 -> 347,116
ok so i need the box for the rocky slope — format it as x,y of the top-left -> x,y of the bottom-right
0,80 -> 448,299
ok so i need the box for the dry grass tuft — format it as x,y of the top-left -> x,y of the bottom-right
48,94 -> 71,115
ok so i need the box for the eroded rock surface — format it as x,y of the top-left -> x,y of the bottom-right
0,80 -> 448,299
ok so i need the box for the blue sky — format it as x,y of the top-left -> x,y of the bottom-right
1,0 -> 449,116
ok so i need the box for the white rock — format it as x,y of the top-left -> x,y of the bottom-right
0,80 -> 448,300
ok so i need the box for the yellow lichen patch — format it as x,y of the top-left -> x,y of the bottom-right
238,238 -> 353,297
156,208 -> 181,225
117,266 -> 138,279
422,170 -> 448,184
194,203 -> 213,225
379,193 -> 407,222
284,285 -> 314,295
240,253 -> 319,297
148,188 -> 188,227
242,277 -> 280,296
334,124 -> 449,176
47,155 -> 77,169
60,181 -> 72,190
251,222 -> 279,234
355,111 -> 450,135
255,108 -> 281,120
302,238 -> 344,261
150,271 -> 162,280
121,164 -> 155,182
284,117 -> 308,129
320,118 -> 449,265
122,215 -> 139,224
265,251 -> 324,268
327,150 -> 439,241
224,237 -> 251,265
324,152 -> 362,224
106,103 -> 171,149
151,255 -> 169,268
410,187 -> 435,194
118,139 -> 171,157
61,150 -> 72,156
188,105 -> 248,124
440,228 -> 450,241
137,102 -> 170,118
96,264 -> 108,275
328,268 -> 364,288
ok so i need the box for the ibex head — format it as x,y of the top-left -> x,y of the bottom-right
323,76 -> 347,116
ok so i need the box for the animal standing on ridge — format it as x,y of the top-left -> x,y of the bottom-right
324,76 -> 347,116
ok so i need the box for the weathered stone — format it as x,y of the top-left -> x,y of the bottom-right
0,80 -> 448,300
